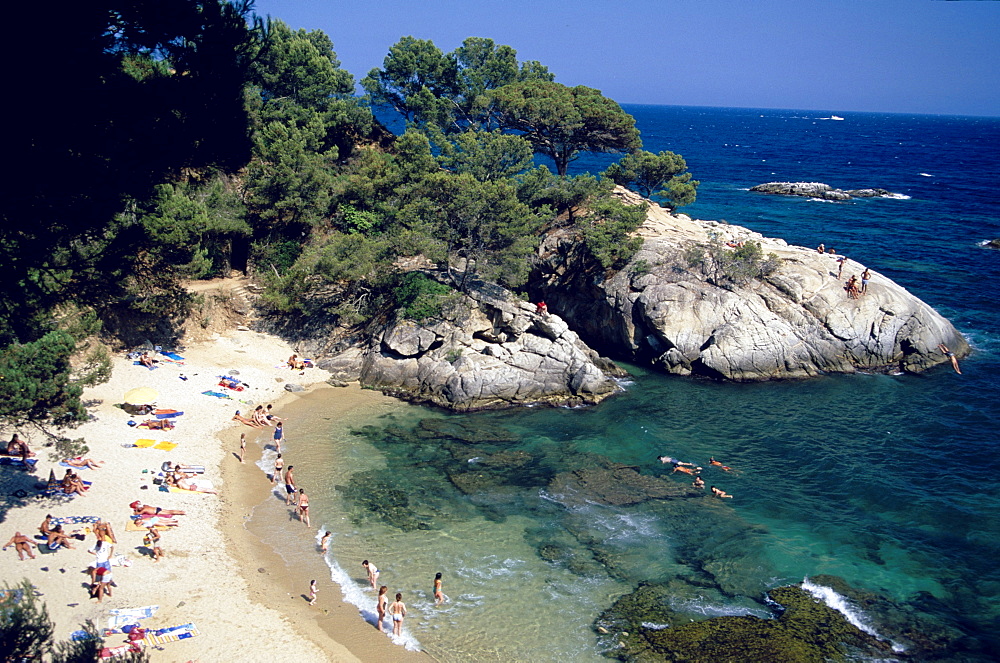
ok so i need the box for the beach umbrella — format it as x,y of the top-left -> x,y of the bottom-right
123,387 -> 158,404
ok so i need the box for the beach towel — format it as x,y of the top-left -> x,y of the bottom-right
133,439 -> 156,448
159,351 -> 185,361
153,410 -> 184,419
132,361 -> 158,370
40,470 -> 92,498
142,623 -> 200,646
201,390 -> 231,399
125,516 -> 177,531
51,516 -> 100,527
59,461 -> 94,469
99,642 -> 143,659
106,606 -> 159,632
152,441 -> 177,452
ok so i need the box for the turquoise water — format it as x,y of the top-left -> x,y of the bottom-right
251,106 -> 1000,661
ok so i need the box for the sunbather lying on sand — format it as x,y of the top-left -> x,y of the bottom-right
130,501 -> 185,517
165,474 -> 217,494
138,418 -> 174,430
63,456 -> 104,469
232,410 -> 263,428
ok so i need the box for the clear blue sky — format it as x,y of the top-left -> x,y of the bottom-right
251,0 -> 1000,116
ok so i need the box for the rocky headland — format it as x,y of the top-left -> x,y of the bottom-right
268,187 -> 966,407
533,187 -> 968,381
750,181 -> 904,200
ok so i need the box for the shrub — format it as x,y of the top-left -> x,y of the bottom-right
392,273 -> 456,321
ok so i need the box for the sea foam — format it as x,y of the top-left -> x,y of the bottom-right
801,578 -> 903,652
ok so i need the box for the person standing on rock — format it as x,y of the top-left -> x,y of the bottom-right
861,268 -> 871,295
816,243 -> 825,253
836,255 -> 846,279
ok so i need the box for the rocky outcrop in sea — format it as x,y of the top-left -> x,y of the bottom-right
750,181 -> 903,200
316,276 -> 623,410
532,187 -> 968,380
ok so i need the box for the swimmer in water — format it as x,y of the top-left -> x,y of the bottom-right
709,457 -> 732,472
657,455 -> 698,467
693,476 -> 705,489
938,344 -> 962,375
711,486 -> 733,499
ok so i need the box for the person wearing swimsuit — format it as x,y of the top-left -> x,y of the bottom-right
389,593 -> 407,636
434,572 -> 444,605
376,586 -> 388,632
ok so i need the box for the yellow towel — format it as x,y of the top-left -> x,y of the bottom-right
134,439 -> 155,448
153,441 -> 177,451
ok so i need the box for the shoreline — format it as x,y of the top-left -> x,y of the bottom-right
0,329 -> 432,661
219,385 -> 434,663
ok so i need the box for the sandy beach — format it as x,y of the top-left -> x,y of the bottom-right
0,329 -> 432,662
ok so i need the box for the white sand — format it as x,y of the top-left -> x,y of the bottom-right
0,330 -> 359,661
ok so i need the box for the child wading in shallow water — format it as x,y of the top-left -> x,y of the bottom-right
434,572 -> 445,605
389,592 -> 407,636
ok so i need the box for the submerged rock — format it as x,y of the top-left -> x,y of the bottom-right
596,583 -> 894,662
534,187 -> 968,380
548,461 -> 698,507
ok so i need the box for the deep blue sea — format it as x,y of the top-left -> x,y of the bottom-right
254,106 -> 1000,661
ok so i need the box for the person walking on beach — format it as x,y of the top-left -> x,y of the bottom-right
272,454 -> 283,485
376,586 -> 388,632
145,527 -> 163,562
273,421 -> 283,453
284,465 -> 296,505
434,572 -> 445,605
308,579 -> 317,605
362,559 -> 379,589
389,593 -> 407,636
3,532 -> 37,560
297,488 -> 310,527
239,433 -> 246,463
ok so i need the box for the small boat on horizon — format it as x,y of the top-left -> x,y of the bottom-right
830,115 -> 844,120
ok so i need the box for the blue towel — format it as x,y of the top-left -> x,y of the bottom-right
201,390 -> 231,399
132,361 -> 157,370
160,351 -> 185,361
154,411 -> 184,419
0,456 -> 37,467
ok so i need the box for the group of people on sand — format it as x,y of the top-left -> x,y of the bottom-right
658,455 -> 735,498
233,403 -> 284,434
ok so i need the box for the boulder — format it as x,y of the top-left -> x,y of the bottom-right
532,187 -> 968,380
321,276 -> 623,411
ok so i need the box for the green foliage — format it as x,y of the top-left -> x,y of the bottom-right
392,273 -> 457,321
632,259 -> 652,277
684,244 -> 707,268
709,240 -> 784,285
516,168 -> 612,222
0,580 -> 54,662
362,36 -> 552,132
0,579 -> 149,662
577,198 -> 647,269
251,19 -> 354,108
51,437 -> 90,462
338,205 -> 381,234
490,81 -> 642,176
437,130 -> 534,181
251,240 -> 304,277
605,150 -> 700,209
445,348 -> 463,364
361,36 -> 457,126
0,331 -> 84,425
